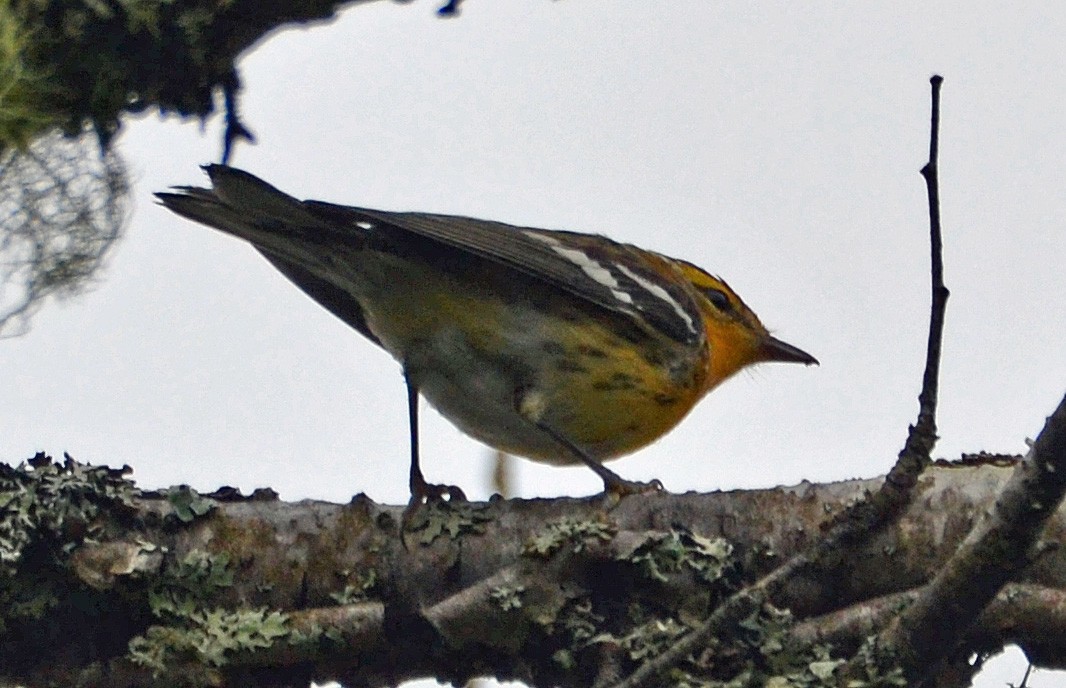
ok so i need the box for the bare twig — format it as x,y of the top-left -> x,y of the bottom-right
884,72 -> 949,494
829,76 -> 1066,685
827,74 -> 950,537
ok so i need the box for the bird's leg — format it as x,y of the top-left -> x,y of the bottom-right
532,419 -> 664,497
515,386 -> 661,496
406,378 -> 425,496
405,377 -> 466,506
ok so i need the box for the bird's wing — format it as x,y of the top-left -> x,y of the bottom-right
160,165 -> 703,345
302,201 -> 703,345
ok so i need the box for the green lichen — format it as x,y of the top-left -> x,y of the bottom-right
0,453 -> 138,575
0,453 -> 137,583
406,500 -> 493,545
545,589 -> 901,688
625,529 -> 734,584
128,606 -> 289,675
329,567 -> 378,605
287,621 -> 344,655
558,598 -> 603,645
0,453 -> 139,656
523,516 -> 616,557
129,547 -> 293,678
551,647 -> 577,671
0,582 -> 61,630
545,597 -> 605,669
546,597 -> 604,671
148,549 -> 234,619
647,605 -> 906,688
164,485 -> 216,524
594,617 -> 689,662
490,584 -> 526,611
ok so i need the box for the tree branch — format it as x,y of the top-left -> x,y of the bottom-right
6,452 -> 1066,687
794,582 -> 1066,669
865,392 -> 1066,684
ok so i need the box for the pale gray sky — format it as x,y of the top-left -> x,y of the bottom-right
4,2 -> 1064,685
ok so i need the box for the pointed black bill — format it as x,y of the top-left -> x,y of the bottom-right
759,335 -> 819,366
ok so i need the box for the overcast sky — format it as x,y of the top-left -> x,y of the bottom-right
4,2 -> 1065,685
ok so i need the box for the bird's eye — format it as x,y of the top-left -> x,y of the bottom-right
702,287 -> 733,312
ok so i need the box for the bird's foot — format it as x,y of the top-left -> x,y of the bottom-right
601,474 -> 665,500
409,480 -> 467,506
402,481 -> 490,552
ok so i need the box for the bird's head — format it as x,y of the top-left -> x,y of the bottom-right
674,260 -> 818,391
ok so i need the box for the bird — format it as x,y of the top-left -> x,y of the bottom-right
157,165 -> 817,504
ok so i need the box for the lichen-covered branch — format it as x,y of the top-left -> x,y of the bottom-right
3,450 -> 1066,688
794,582 -> 1066,668
861,392 -> 1066,685
2,0 -> 382,153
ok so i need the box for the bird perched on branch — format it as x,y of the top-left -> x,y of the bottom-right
158,166 -> 817,504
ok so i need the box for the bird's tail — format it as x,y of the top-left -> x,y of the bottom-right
158,165 -> 384,342
155,165 -> 339,268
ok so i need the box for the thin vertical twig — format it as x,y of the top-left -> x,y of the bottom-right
916,74 -> 948,448
879,74 -> 950,496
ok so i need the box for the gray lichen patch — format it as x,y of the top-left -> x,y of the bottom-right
0,453 -> 139,630
0,452 -> 138,576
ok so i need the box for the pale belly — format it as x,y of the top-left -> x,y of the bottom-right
410,330 -> 571,462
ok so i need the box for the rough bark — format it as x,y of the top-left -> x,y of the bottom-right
2,446 -> 1065,688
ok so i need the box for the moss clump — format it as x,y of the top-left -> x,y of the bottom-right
0,3 -> 63,149
3,0 -> 240,150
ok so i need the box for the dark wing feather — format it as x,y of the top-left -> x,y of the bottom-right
303,201 -> 703,345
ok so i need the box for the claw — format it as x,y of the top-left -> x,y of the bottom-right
602,475 -> 665,498
400,481 -> 471,550
409,480 -> 468,506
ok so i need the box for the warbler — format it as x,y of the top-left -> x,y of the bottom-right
157,165 -> 817,502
